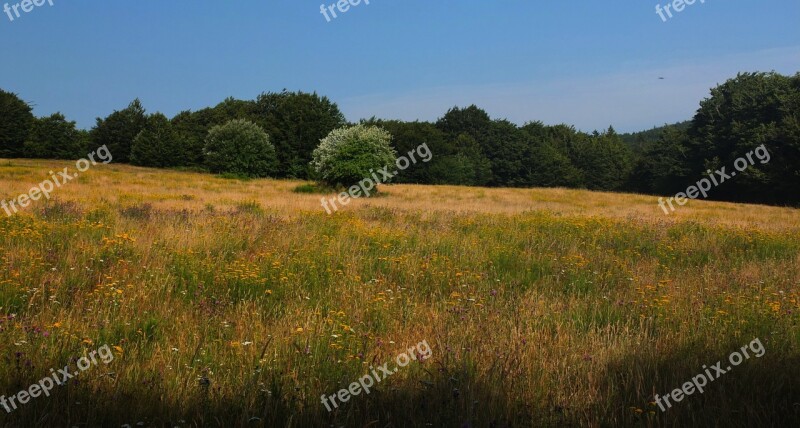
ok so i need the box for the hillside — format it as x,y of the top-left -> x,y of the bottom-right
620,120 -> 692,151
0,160 -> 799,427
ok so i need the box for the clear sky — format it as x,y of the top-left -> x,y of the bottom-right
1,0 -> 798,132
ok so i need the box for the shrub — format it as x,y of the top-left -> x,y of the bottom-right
203,119 -> 277,177
292,183 -> 333,194
292,183 -> 317,194
310,125 -> 396,188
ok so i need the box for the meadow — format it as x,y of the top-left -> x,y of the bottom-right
0,159 -> 798,427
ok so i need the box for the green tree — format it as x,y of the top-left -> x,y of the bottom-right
437,106 -> 531,186
252,91 -> 346,178
484,120 -> 527,186
436,105 -> 493,143
171,109 -> 215,167
558,126 -> 632,191
214,97 -> 257,122
204,119 -> 278,177
688,72 -> 800,204
89,99 -> 147,163
619,121 -> 692,154
23,113 -> 85,159
520,122 -> 582,188
131,113 -> 181,167
0,90 -> 34,158
359,119 -> 448,184
774,73 -> 800,203
527,142 -> 584,188
169,98 -> 259,168
311,125 -> 397,188
626,126 -> 692,194
169,94 -> 341,173
426,134 -> 493,186
528,123 -> 590,188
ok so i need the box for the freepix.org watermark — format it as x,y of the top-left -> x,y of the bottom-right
320,142 -> 432,214
1,344 -> 115,414
3,0 -> 54,23
655,0 -> 705,23
654,338 -> 765,411
658,144 -> 770,215
320,0 -> 370,23
321,340 -> 432,412
1,145 -> 112,217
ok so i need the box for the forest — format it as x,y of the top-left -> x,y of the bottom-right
2,71 -> 798,206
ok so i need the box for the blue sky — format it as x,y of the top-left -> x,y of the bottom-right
1,0 -> 798,132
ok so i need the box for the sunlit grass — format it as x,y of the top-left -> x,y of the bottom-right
0,159 -> 798,426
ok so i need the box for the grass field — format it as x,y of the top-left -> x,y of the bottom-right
1,159 -> 799,427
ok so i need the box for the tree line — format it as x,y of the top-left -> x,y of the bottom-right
1,71 -> 798,206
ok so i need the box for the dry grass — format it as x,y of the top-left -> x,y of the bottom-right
2,159 -> 798,230
0,159 -> 798,427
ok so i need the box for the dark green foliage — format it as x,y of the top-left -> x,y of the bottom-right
520,121 -> 581,187
360,119 -> 492,186
436,105 -> 493,142
524,142 -> 583,188
169,92 -> 344,178
292,183 -> 333,194
131,113 -> 182,167
431,134 -> 493,186
2,70 -> 799,207
620,121 -> 691,153
687,72 -> 800,204
214,97 -> 257,122
251,91 -> 346,178
436,106 -> 497,184
626,126 -> 693,194
436,106 -> 531,186
570,127 -> 634,191
170,109 -> 216,167
292,183 -> 318,193
483,120 -> 528,187
170,98 -> 259,168
23,113 -> 86,160
204,119 -> 278,178
89,99 -> 147,163
0,90 -> 34,158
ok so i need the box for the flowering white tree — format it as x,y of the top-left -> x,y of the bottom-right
311,125 -> 397,188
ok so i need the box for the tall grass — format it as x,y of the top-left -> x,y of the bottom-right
0,160 -> 798,427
